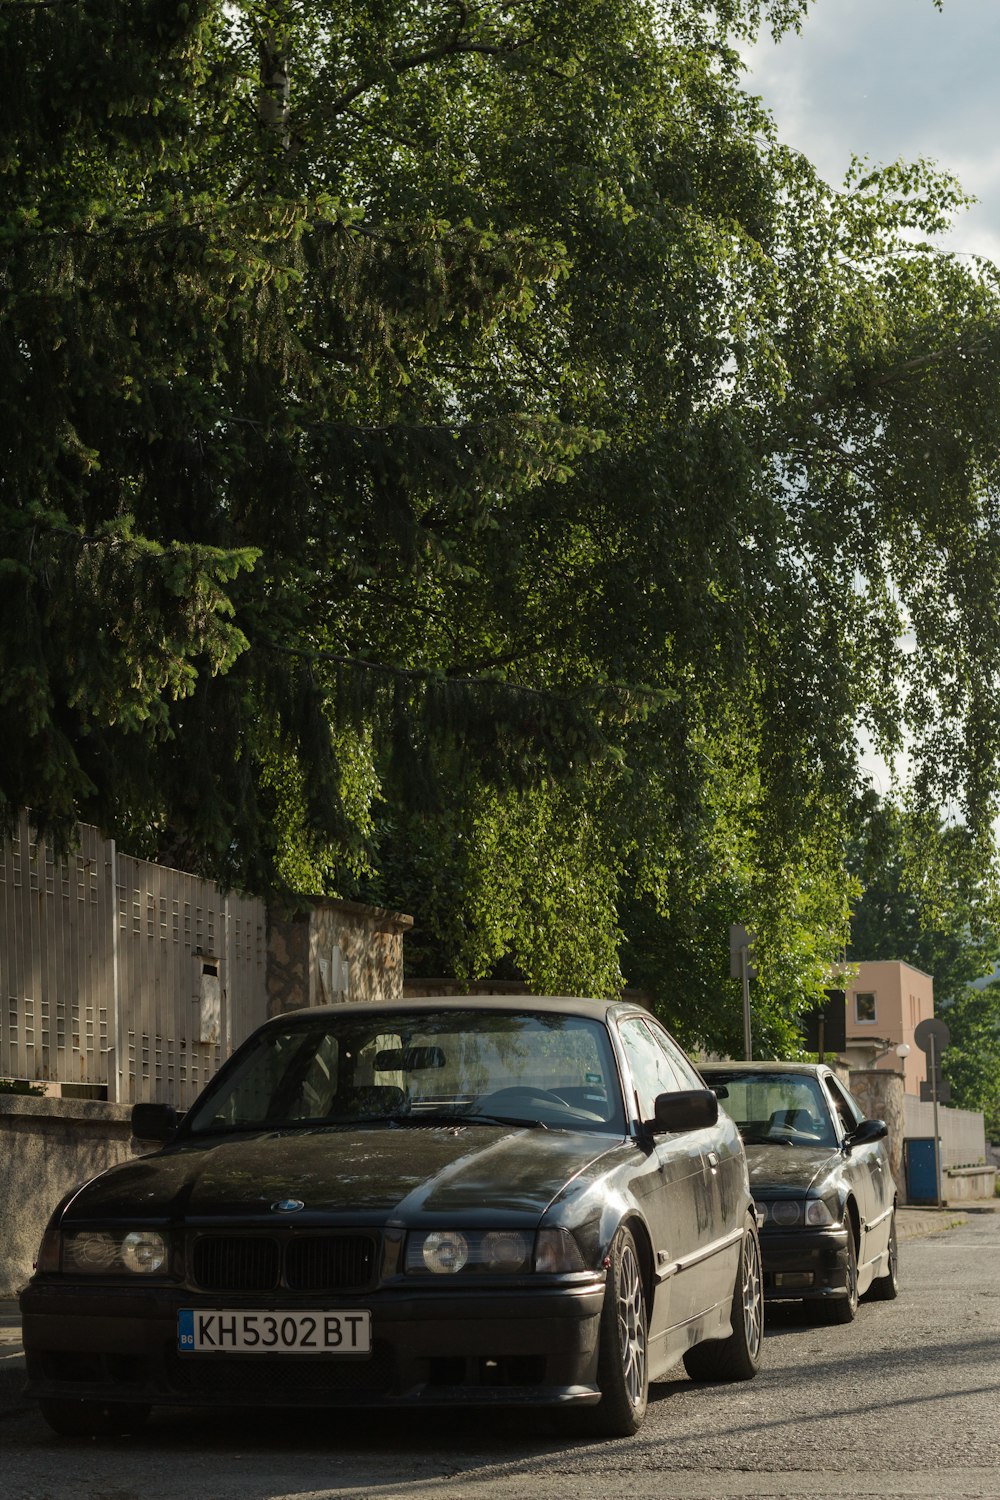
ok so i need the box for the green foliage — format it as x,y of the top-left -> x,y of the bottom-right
4,0 -> 1000,1053
848,796 -> 1000,1008
0,1078 -> 46,1095
939,985 -> 1000,1143
848,794 -> 1000,1128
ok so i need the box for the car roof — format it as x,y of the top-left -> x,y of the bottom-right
260,995 -> 639,1027
699,1060 -> 829,1076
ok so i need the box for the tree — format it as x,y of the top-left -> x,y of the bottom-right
848,794 -> 1000,1129
938,985 -> 1000,1142
6,1 -> 1000,1050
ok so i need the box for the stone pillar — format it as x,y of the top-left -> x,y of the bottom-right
849,1067 -> 906,1203
266,900 -> 413,1017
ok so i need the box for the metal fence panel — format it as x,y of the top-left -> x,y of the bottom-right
1,816 -> 268,1109
0,813 -> 115,1090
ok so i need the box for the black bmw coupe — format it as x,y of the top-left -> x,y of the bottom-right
22,996 -> 764,1439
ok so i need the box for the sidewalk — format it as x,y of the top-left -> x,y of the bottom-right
897,1196 -> 1000,1240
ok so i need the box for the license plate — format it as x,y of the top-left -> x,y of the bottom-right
178,1309 -> 371,1354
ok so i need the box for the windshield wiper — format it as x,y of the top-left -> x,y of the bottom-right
740,1131 -> 794,1147
378,1110 -> 547,1130
460,1111 -> 548,1130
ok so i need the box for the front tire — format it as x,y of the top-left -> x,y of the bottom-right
864,1209 -> 899,1301
588,1226 -> 649,1437
683,1214 -> 763,1382
38,1398 -> 150,1439
820,1217 -> 859,1323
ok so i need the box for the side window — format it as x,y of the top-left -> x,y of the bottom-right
824,1075 -> 863,1135
618,1017 -> 682,1120
645,1019 -> 705,1091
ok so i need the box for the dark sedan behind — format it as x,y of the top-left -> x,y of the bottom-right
700,1061 -> 898,1322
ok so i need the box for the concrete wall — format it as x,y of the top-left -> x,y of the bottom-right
0,1095 -> 148,1298
903,1096 -> 988,1168
943,1164 -> 996,1201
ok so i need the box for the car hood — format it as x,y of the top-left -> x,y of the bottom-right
59,1125 -> 621,1227
745,1143 -> 843,1196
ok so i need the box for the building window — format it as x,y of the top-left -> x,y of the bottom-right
855,991 -> 877,1024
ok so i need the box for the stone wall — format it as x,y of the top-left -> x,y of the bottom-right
267,900 -> 413,1016
0,1095 -> 148,1297
849,1068 -> 905,1202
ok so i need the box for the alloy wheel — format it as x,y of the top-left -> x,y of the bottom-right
616,1239 -> 647,1407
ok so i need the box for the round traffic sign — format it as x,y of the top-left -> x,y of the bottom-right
913,1017 -> 951,1055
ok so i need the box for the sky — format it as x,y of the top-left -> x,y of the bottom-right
741,0 -> 1000,807
741,0 -> 1000,264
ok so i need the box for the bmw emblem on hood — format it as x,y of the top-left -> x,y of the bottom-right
271,1198 -> 305,1213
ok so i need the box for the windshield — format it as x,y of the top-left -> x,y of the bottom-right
185,1008 -> 625,1135
708,1071 -> 837,1148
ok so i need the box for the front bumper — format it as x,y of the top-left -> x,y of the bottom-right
20,1277 -> 606,1411
759,1226 -> 851,1301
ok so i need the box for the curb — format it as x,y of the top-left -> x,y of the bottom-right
897,1209 -> 968,1241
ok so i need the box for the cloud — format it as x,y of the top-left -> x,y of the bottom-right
741,0 -> 1000,261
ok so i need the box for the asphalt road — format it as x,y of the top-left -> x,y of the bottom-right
3,1209 -> 999,1500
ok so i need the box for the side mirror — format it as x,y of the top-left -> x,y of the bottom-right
847,1118 -> 888,1148
651,1088 -> 719,1135
131,1102 -> 179,1142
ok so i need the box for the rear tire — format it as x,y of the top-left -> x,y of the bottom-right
683,1214 -> 763,1382
38,1398 -> 150,1439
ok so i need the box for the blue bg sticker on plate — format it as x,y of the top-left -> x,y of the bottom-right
178,1309 -> 195,1349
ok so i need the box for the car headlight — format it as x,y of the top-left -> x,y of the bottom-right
405,1228 -> 537,1275
59,1229 -> 170,1275
756,1199 -> 838,1228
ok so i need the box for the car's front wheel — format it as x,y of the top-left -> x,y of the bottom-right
864,1209 -> 899,1301
820,1217 -> 859,1323
682,1214 -> 763,1382
587,1225 -> 649,1437
38,1398 -> 150,1440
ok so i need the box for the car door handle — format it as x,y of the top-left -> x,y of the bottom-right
706,1151 -> 720,1170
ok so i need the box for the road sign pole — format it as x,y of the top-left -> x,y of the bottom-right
741,946 -> 752,1060
913,1016 -> 951,1207
930,1035 -> 943,1208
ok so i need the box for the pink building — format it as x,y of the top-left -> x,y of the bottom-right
843,960 -> 934,1097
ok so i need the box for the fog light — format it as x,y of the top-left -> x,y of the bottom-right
774,1271 -> 815,1288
